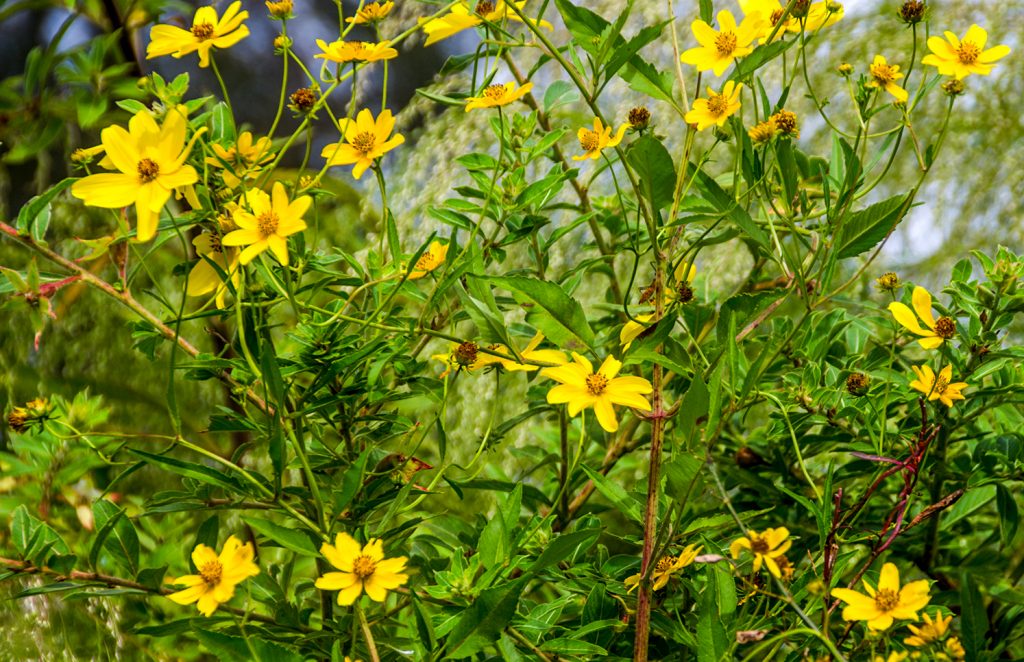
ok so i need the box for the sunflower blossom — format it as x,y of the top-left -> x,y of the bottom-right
221,182 -> 310,265
315,533 -> 408,606
833,562 -> 930,630
730,527 -> 791,578
739,0 -> 842,43
322,108 -> 405,179
887,286 -> 956,349
543,353 -> 653,432
167,535 -> 260,617
573,117 -> 628,161
624,543 -> 702,593
904,610 -> 952,647
867,55 -> 908,103
146,1 -> 249,68
420,0 -> 552,47
314,39 -> 398,63
481,332 -> 568,372
347,1 -> 393,24
685,81 -> 743,130
464,81 -> 533,111
186,230 -> 241,309
206,131 -> 274,189
680,10 -> 764,76
70,107 -> 202,242
921,25 -> 1010,80
909,364 -> 967,408
407,240 -> 449,279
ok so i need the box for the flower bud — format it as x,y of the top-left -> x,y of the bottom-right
875,272 -> 900,291
942,79 -> 965,97
897,0 -> 926,25
846,372 -> 869,396
628,106 -> 651,131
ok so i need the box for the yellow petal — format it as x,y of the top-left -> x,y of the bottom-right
911,287 -> 937,330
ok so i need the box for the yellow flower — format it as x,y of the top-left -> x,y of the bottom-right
186,231 -> 241,309
832,562 -> 931,631
624,544 -> 702,592
321,108 -> 405,180
146,1 -> 250,68
483,332 -> 569,372
433,341 -> 486,377
730,527 -> 791,578
167,535 -> 260,617
867,55 -> 908,103
944,637 -> 966,660
680,10 -> 764,76
314,39 -> 398,63
573,117 -> 628,161
315,533 -> 408,606
346,1 -> 393,24
904,610 -> 952,647
620,313 -> 657,350
909,364 -> 968,408
685,81 -> 743,131
921,25 -> 1010,80
872,654 -> 908,662
888,286 -> 956,349
748,118 -> 778,144
620,264 -> 697,349
739,1 -> 842,42
221,182 -> 310,265
265,0 -> 293,19
420,1 -> 552,47
543,353 -> 653,433
464,81 -> 533,112
206,131 -> 275,189
407,240 -> 449,279
70,107 -> 202,242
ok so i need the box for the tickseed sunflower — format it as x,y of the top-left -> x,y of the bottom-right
624,543 -> 702,592
70,107 -> 202,242
909,364 -> 968,408
832,562 -> 931,630
221,182 -> 310,265
346,1 -> 393,24
921,25 -> 1010,80
315,533 -> 409,606
748,118 -> 778,144
322,108 -> 405,180
680,10 -> 764,76
730,527 -> 791,578
420,0 -> 552,46
167,535 -> 260,617
314,39 -> 398,63
888,286 -> 956,349
464,81 -> 533,112
186,227 -> 241,309
573,117 -> 628,161
146,1 -> 250,68
904,610 -> 952,647
542,353 -> 653,433
482,332 -> 568,372
407,240 -> 449,279
739,0 -> 842,42
867,55 -> 909,103
685,81 -> 743,131
206,131 -> 274,189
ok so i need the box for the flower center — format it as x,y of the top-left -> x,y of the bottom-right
352,554 -> 377,579
934,316 -> 956,339
585,373 -> 608,395
749,535 -> 770,555
655,556 -> 675,573
454,341 -> 478,367
137,158 -> 160,183
676,282 -> 694,303
715,31 -> 737,56
351,131 -> 377,156
706,92 -> 729,116
870,62 -> 898,84
257,211 -> 280,238
475,1 -> 495,15
770,9 -> 785,25
191,22 -> 215,40
483,84 -> 506,101
578,130 -> 600,153
199,560 -> 223,585
957,40 -> 980,65
415,251 -> 437,270
934,374 -> 949,394
874,588 -> 900,612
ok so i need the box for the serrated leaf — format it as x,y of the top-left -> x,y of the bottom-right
627,135 -> 676,211
834,194 -> 911,259
446,579 -> 526,658
17,178 -> 74,241
90,499 -> 140,575
687,162 -> 770,252
580,465 -> 642,523
484,275 -> 595,349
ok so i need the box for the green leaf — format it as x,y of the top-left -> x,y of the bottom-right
539,638 -> 608,655
194,629 -> 303,662
477,509 -> 509,569
10,505 -> 37,555
128,448 -> 241,493
243,517 -> 320,556
543,80 -> 578,114
834,194 -> 911,259
580,465 -> 643,523
627,135 -> 677,212
996,484 -> 1019,547
16,177 -> 74,241
687,162 -> 770,252
729,41 -> 793,82
697,565 -> 735,662
527,528 -> 601,573
446,579 -> 526,658
90,499 -> 140,575
678,375 -> 710,449
959,572 -> 988,660
455,282 -> 511,346
485,275 -> 595,349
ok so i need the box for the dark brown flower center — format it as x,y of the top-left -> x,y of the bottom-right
290,87 -> 317,111
257,211 -> 280,238
578,130 -> 600,153
874,588 -> 900,612
715,31 -> 738,56
628,106 -> 651,128
454,341 -> 478,366
934,316 -> 956,339
199,560 -> 223,585
676,282 -> 694,303
352,554 -> 376,579
750,535 -> 770,555
351,131 -> 377,155
655,556 -> 675,573
475,1 -> 495,15
957,41 -> 980,65
770,9 -> 785,25
191,22 -> 215,40
706,92 -> 729,116
137,158 -> 160,182
585,373 -> 608,395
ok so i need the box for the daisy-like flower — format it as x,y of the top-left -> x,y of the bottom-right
680,10 -> 764,76
347,1 -> 393,24
167,535 -> 260,617
464,81 -> 533,112
730,527 -> 792,578
904,610 -> 952,647
221,182 -> 310,265
314,532 -> 409,606
314,39 -> 398,64
485,332 -> 568,371
739,0 -> 842,43
685,81 -> 743,131
909,364 -> 968,408
70,107 -> 202,242
573,117 -> 628,161
407,240 -> 449,279
321,109 -> 405,180
186,230 -> 241,309
206,131 -> 275,189
420,0 -> 552,47
887,286 -> 956,349
921,25 -> 1011,80
867,55 -> 908,103
832,562 -> 931,631
945,637 -> 966,660
872,654 -> 908,662
146,1 -> 250,68
433,341 -> 486,377
624,543 -> 702,593
748,118 -> 778,144
542,353 -> 653,433
265,0 -> 293,19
